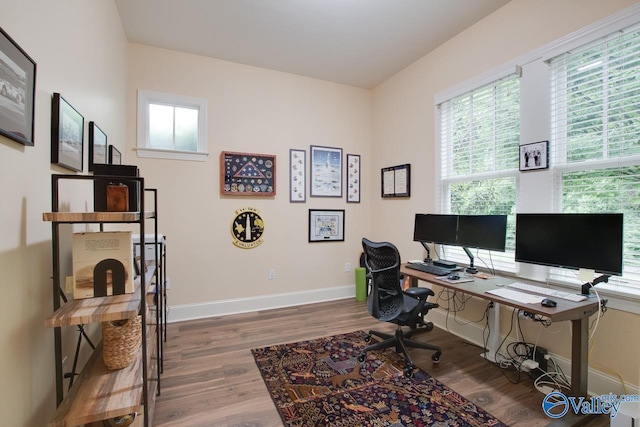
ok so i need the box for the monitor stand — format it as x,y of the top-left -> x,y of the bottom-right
463,247 -> 478,274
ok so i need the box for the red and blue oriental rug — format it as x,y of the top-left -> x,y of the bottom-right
251,330 -> 506,427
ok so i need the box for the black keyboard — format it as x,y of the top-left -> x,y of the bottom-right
406,262 -> 454,276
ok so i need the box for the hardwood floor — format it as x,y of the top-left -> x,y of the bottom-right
153,298 -> 609,427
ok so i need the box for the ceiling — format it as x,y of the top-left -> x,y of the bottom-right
115,0 -> 510,89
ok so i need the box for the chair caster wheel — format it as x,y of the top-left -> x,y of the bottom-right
364,334 -> 372,343
424,321 -> 434,332
432,351 -> 441,363
358,353 -> 366,363
403,366 -> 414,378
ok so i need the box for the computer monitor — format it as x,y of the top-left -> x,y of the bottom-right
457,215 -> 508,252
412,214 -> 458,245
515,213 -> 623,276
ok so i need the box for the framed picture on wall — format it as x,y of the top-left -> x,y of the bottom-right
109,145 -> 121,165
519,140 -> 549,171
289,149 -> 306,202
88,122 -> 107,171
51,93 -> 84,172
220,151 -> 276,196
346,153 -> 360,203
309,209 -> 345,242
310,145 -> 342,197
381,163 -> 410,198
0,27 -> 36,146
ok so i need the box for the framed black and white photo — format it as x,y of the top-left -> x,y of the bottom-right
289,149 -> 306,202
51,93 -> 84,172
346,153 -> 360,203
520,140 -> 549,171
310,145 -> 342,197
309,209 -> 344,242
109,145 -> 121,165
0,27 -> 36,146
88,121 -> 107,171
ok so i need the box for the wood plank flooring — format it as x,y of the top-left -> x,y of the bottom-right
153,298 -> 609,427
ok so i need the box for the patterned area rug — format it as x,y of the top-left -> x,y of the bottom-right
251,330 -> 507,427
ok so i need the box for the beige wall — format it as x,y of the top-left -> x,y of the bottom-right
125,45 -> 372,307
0,1 -> 128,425
371,0 -> 640,392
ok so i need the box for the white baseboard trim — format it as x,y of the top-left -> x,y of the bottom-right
428,308 -> 639,397
167,285 -> 356,323
166,287 -> 637,397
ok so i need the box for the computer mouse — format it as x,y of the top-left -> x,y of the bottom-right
541,298 -> 557,307
447,273 -> 460,280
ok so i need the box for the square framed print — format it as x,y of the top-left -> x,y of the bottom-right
309,209 -> 344,242
88,121 -> 107,171
0,27 -> 36,146
220,151 -> 276,196
346,153 -> 360,203
51,93 -> 84,172
520,140 -> 549,171
310,145 -> 342,197
289,149 -> 306,202
109,145 -> 121,165
381,163 -> 410,198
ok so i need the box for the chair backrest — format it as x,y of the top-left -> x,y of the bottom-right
361,238 -> 404,322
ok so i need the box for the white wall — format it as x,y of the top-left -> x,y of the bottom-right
370,0 -> 640,393
0,1 -> 128,425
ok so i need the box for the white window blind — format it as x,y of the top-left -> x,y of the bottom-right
438,73 -> 520,271
550,22 -> 640,289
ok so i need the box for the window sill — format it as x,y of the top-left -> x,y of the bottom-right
135,147 -> 209,162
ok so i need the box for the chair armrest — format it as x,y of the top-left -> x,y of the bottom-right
404,287 -> 434,299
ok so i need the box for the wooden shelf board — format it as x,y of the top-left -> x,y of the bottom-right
42,211 -> 155,223
48,342 -> 143,427
45,268 -> 155,328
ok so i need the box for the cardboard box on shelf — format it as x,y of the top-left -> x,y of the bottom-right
72,231 -> 134,299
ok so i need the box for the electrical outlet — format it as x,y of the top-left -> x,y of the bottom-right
268,269 -> 276,280
345,262 -> 351,272
165,277 -> 171,290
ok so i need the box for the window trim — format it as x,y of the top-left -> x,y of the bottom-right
136,89 -> 209,161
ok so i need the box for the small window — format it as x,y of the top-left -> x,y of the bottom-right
137,90 -> 208,161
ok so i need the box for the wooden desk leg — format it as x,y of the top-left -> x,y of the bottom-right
570,318 -> 589,397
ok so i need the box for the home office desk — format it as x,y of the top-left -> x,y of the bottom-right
400,263 -> 600,399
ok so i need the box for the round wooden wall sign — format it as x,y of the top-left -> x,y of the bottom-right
231,207 -> 265,249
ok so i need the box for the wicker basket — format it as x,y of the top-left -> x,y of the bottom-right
102,315 -> 142,370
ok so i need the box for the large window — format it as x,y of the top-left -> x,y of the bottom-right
438,72 -> 520,271
550,22 -> 640,288
137,90 -> 208,161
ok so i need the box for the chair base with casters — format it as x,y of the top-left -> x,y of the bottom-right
358,295 -> 442,377
359,238 -> 442,377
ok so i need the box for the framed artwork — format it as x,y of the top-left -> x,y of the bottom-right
381,163 -> 411,198
88,121 -> 107,171
51,93 -> 84,172
309,209 -> 344,242
310,145 -> 342,197
520,140 -> 549,171
0,27 -> 36,146
220,151 -> 276,196
109,145 -> 121,165
289,149 -> 306,202
346,153 -> 360,203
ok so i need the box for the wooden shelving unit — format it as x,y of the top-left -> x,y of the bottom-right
44,174 -> 162,427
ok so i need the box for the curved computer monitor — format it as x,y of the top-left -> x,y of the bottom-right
457,215 -> 507,252
515,213 -> 623,276
412,214 -> 458,245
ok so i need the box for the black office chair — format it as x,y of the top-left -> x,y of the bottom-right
358,238 -> 442,377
